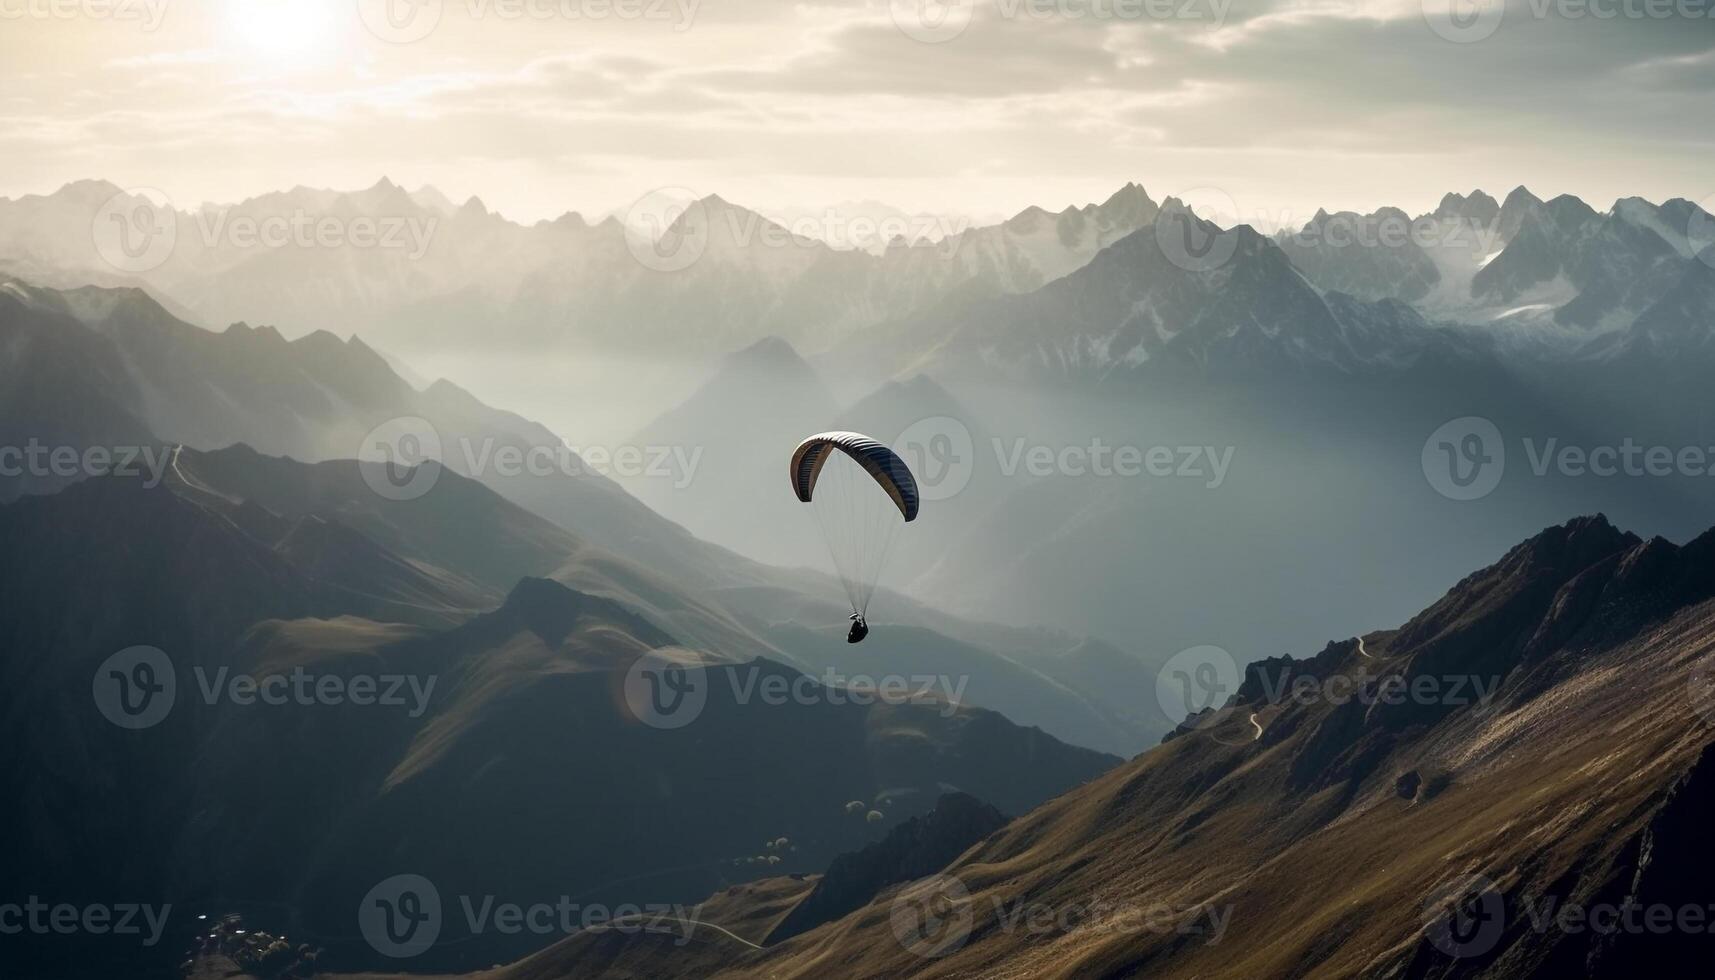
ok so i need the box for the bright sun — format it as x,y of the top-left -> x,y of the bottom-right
227,0 -> 341,63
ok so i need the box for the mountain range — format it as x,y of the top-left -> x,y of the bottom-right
6,173 -> 1715,979
4,178 -> 1709,377
0,443 -> 1119,977
0,278 -> 1172,757
1278,187 -> 1715,360
407,514 -> 1715,978
0,179 -> 1160,359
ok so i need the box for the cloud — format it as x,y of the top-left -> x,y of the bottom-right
0,0 -> 1709,217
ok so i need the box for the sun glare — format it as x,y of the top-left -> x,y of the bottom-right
227,0 -> 342,63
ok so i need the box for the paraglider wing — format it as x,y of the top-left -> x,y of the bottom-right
790,432 -> 919,522
789,431 -> 920,619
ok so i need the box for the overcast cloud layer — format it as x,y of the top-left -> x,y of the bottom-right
1,0 -> 1711,223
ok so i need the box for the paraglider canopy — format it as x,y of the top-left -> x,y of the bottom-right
789,431 -> 919,522
789,431 -> 920,624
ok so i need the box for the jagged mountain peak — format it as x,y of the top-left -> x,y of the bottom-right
221,321 -> 288,344
1433,188 -> 1501,223
343,176 -> 419,214
422,375 -> 477,401
45,178 -> 126,203
1101,180 -> 1153,210
1544,192 -> 1599,229
728,334 -> 809,369
497,576 -> 592,641
1501,184 -> 1544,209
1389,514 -> 1639,661
869,372 -> 954,403
837,372 -> 969,439
545,210 -> 591,230
408,184 -> 458,215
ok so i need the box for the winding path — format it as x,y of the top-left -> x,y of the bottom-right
586,912 -> 764,952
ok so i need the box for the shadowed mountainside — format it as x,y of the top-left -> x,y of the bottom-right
0,452 -> 1118,978
467,515 -> 1715,978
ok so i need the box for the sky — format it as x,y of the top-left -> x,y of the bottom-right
1,0 -> 1712,226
